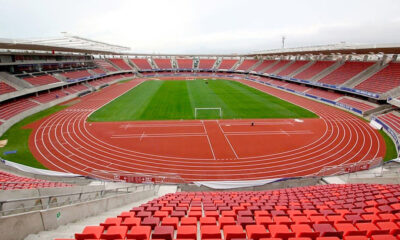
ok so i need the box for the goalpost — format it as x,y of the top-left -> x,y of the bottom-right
195,107 -> 222,119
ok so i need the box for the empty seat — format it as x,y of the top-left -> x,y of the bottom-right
246,224 -> 271,240
201,225 -> 222,239
100,225 -> 128,240
223,225 -> 246,240
100,218 -> 122,229
126,226 -> 151,240
161,217 -> 179,229
291,224 -> 320,239
121,217 -> 141,228
268,224 -> 296,240
180,217 -> 197,226
177,225 -> 197,239
152,226 -> 174,240
75,226 -> 104,240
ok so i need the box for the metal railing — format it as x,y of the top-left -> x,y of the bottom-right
0,184 -> 155,216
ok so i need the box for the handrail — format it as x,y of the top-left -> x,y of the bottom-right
0,184 -> 155,216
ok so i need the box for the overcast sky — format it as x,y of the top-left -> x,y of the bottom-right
1,0 -> 400,54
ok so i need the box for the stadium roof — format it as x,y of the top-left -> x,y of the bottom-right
0,34 -> 131,55
251,43 -> 400,57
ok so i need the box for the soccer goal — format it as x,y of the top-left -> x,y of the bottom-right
195,107 -> 222,119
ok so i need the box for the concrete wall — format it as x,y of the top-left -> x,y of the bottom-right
0,188 -> 156,240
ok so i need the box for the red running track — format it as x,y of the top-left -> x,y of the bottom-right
27,78 -> 385,181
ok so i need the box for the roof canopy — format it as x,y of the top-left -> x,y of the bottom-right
0,34 -> 130,55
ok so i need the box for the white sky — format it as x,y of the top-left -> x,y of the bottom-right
1,0 -> 400,54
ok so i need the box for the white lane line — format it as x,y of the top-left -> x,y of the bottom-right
218,120 -> 239,159
202,120 -> 216,160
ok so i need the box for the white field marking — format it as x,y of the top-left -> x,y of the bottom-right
111,133 -> 207,138
294,119 -> 304,123
280,129 -> 290,137
140,132 -> 145,142
224,130 -> 313,136
201,120 -> 216,160
217,120 -> 239,159
119,123 -> 203,128
221,121 -> 293,126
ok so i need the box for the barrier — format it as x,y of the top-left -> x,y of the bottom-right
314,158 -> 383,177
89,170 -> 187,184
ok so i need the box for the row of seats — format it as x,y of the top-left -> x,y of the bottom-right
23,74 -> 61,86
177,59 -> 194,69
154,59 -> 173,69
305,88 -> 343,101
277,61 -> 309,77
253,60 -> 277,73
94,59 -> 119,72
0,170 -> 72,190
0,81 -> 17,95
198,59 -> 217,70
294,61 -> 335,80
131,59 -> 153,70
236,60 -> 259,71
108,59 -> 133,71
265,60 -> 290,74
337,98 -> 377,112
0,73 -> 132,121
218,59 -> 239,70
377,112 -> 400,135
319,62 -> 374,85
355,63 -> 400,93
63,184 -> 400,240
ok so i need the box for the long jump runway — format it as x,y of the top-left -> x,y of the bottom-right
28,78 -> 385,181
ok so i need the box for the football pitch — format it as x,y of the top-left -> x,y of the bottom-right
88,79 -> 318,121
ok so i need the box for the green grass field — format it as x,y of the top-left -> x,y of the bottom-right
88,79 -> 318,121
0,105 -> 68,169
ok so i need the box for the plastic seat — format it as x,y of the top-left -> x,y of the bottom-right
219,217 -> 236,228
370,235 -> 397,240
222,211 -> 237,219
291,215 -> 312,225
315,237 -> 340,240
200,217 -> 217,226
162,217 -> 179,229
333,223 -> 366,236
205,211 -> 220,218
121,217 -> 141,228
180,217 -> 197,226
201,225 -> 222,239
355,222 -> 389,237
171,210 -> 186,219
75,226 -> 104,240
118,211 -> 136,220
291,224 -> 320,239
100,218 -> 122,229
177,225 -> 197,240
141,217 -> 160,230
223,225 -> 246,240
274,216 -> 292,226
126,225 -> 151,240
136,211 -> 152,220
255,216 -> 274,227
268,224 -> 296,240
154,211 -> 169,220
246,224 -> 271,240
376,221 -> 400,235
100,225 -> 128,240
188,211 -> 202,220
152,226 -> 174,240
343,236 -> 368,240
312,224 -> 343,238
237,216 -> 255,227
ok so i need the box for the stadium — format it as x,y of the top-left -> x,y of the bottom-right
1,1 -> 400,240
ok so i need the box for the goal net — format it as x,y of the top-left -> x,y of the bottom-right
194,107 -> 222,119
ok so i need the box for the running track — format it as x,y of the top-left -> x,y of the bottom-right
28,78 -> 385,181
